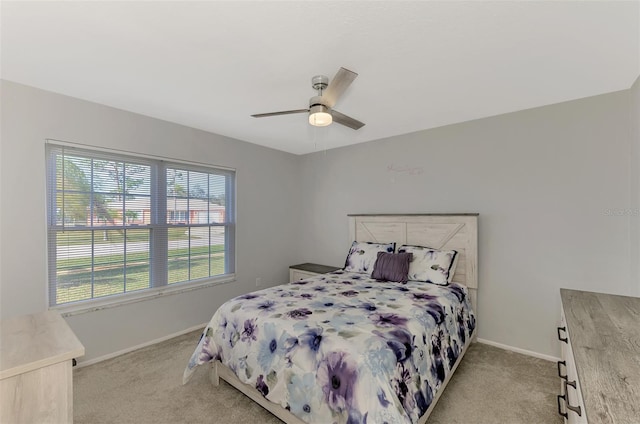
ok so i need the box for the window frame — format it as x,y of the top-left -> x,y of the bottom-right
45,141 -> 236,314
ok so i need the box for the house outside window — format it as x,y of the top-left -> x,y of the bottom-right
45,142 -> 236,307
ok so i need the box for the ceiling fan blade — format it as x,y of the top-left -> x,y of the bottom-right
323,67 -> 358,108
251,109 -> 309,118
331,110 -> 365,130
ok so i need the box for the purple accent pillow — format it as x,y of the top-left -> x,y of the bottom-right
371,252 -> 413,283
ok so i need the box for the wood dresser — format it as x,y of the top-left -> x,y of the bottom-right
1,310 -> 85,423
558,289 -> 640,424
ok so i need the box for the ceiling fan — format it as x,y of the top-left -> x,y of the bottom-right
251,67 -> 365,130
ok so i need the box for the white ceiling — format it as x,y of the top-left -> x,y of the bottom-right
2,1 -> 639,155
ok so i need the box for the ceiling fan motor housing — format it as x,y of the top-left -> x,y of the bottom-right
309,95 -> 328,109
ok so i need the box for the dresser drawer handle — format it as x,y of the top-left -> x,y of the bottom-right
557,326 -> 568,343
556,393 -> 568,419
557,360 -> 567,380
563,379 -> 582,417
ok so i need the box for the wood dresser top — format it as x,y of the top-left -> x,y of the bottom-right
0,310 -> 85,380
290,263 -> 342,274
560,289 -> 640,424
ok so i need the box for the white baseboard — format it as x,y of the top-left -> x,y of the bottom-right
477,338 -> 560,362
76,322 -> 207,368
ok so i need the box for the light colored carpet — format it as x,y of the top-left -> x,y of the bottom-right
74,330 -> 562,424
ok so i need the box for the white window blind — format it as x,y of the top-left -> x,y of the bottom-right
46,143 -> 235,307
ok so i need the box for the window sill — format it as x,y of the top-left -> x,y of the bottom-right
51,274 -> 236,317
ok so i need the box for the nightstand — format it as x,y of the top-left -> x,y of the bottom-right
289,263 -> 341,283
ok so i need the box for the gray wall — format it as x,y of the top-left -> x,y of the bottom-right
1,78 -> 638,362
0,80 -> 302,362
631,76 -> 640,294
299,83 -> 640,358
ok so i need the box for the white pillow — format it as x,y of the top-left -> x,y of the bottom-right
343,241 -> 395,276
397,245 -> 458,285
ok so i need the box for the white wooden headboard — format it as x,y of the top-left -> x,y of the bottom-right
348,214 -> 479,315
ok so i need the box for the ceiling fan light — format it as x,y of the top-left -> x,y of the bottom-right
308,104 -> 332,127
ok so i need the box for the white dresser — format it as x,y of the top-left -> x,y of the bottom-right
558,289 -> 640,423
1,311 -> 85,423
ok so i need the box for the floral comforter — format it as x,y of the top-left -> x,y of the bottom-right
183,270 -> 475,424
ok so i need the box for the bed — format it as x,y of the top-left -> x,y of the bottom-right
183,214 -> 478,424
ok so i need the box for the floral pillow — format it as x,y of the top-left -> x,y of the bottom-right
397,244 -> 459,285
343,241 -> 395,275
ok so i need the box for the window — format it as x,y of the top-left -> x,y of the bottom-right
46,143 -> 235,307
